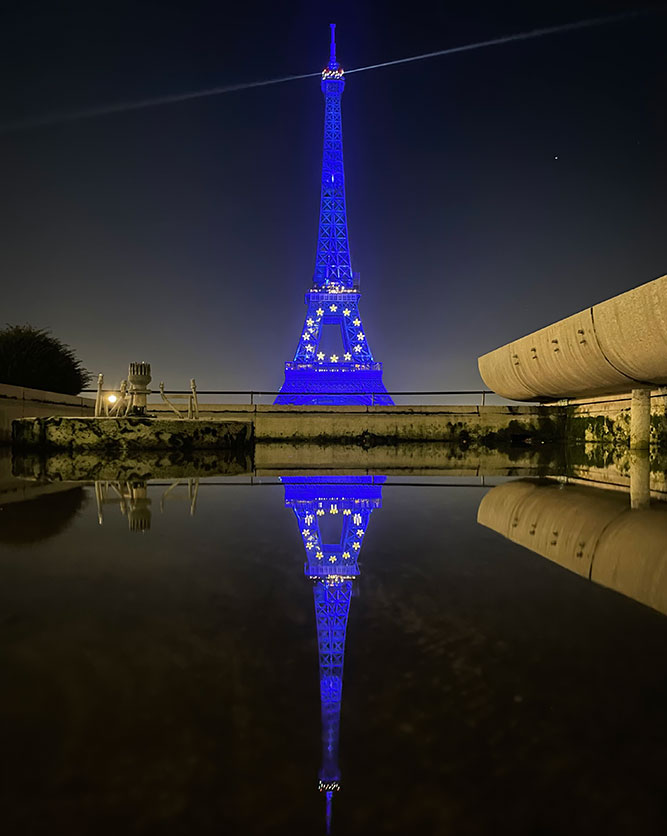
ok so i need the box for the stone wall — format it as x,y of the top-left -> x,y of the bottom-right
9,397 -> 667,451
564,389 -> 667,450
151,402 -> 559,444
12,416 -> 253,451
0,382 -> 94,444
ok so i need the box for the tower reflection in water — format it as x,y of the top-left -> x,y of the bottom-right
282,475 -> 384,833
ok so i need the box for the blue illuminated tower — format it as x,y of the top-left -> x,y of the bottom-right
276,24 -> 392,405
283,475 -> 385,830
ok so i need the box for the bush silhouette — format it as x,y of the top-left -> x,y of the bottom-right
0,325 -> 91,395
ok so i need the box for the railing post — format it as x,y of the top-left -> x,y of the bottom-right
250,391 -> 254,406
94,373 -> 104,417
482,391 -> 486,406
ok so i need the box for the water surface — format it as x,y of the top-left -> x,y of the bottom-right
1,450 -> 666,835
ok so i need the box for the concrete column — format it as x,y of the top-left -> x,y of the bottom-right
630,388 -> 651,450
630,450 -> 650,510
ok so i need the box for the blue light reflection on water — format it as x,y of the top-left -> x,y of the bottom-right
0,476 -> 666,835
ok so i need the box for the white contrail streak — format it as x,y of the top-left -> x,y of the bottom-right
0,9 -> 653,134
345,10 -> 646,74
0,71 -> 322,133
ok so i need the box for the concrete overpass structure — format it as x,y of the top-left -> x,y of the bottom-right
478,273 -> 667,448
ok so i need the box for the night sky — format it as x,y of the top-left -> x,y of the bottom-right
1,1 -> 666,392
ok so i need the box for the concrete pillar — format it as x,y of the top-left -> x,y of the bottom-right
630,450 -> 650,510
630,388 -> 651,450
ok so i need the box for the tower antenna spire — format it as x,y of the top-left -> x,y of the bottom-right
329,23 -> 338,68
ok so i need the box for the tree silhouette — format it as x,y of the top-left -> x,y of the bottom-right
0,325 -> 91,395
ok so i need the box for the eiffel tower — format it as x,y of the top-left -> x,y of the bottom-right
276,24 -> 392,405
283,475 -> 385,832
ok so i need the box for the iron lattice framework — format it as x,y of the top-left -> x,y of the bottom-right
276,24 -> 392,405
283,475 -> 385,832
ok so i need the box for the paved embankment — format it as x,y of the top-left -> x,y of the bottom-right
11,404 -> 557,449
9,398 -> 667,450
152,402 -> 557,444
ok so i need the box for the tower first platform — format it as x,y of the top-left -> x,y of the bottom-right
275,25 -> 392,405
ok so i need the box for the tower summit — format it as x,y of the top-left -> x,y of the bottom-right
275,25 -> 392,405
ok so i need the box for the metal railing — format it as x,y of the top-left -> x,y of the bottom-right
83,388 -> 497,406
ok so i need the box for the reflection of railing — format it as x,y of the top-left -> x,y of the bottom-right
84,388 -> 497,406
94,478 -> 200,531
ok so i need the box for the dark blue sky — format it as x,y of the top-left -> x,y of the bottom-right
1,1 -> 666,391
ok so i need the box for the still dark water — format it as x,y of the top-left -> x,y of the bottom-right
1,461 -> 666,835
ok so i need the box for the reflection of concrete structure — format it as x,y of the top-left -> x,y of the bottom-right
0,481 -> 86,544
478,479 -> 667,616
